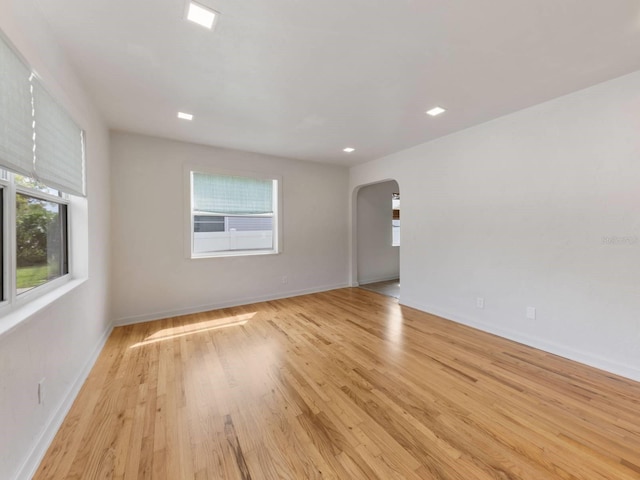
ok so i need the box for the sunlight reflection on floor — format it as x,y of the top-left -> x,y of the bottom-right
129,312 -> 256,348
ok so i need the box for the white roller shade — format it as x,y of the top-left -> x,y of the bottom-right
192,172 -> 273,215
32,80 -> 85,196
0,34 -> 34,177
0,32 -> 86,196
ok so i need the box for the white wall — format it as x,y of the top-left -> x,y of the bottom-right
0,1 -> 112,479
350,70 -> 640,382
356,180 -> 400,284
110,132 -> 349,324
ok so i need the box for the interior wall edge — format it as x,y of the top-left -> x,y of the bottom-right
13,323 -> 114,480
358,274 -> 400,286
401,296 -> 640,383
113,283 -> 351,327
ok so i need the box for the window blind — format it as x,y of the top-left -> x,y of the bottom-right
0,35 -> 34,177
0,32 -> 86,196
33,81 -> 85,196
193,173 -> 273,215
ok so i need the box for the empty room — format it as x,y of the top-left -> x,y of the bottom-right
1,0 -> 640,479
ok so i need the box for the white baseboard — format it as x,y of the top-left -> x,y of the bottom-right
358,274 -> 400,286
15,323 -> 114,480
401,296 -> 640,383
114,283 -> 351,326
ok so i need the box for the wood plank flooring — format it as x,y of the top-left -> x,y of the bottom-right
34,288 -> 640,479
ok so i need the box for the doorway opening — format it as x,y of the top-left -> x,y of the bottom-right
355,180 -> 400,299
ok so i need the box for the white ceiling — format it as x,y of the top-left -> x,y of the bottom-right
34,0 -> 640,166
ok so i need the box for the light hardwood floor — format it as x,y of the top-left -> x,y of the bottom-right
35,288 -> 640,479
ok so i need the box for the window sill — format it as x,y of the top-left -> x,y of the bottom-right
0,277 -> 87,338
191,249 -> 279,259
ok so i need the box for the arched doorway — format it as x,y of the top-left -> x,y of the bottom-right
354,179 -> 400,299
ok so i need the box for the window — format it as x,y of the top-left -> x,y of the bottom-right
0,31 -> 84,310
189,171 -> 279,257
15,176 -> 68,294
392,192 -> 400,246
0,172 -> 70,300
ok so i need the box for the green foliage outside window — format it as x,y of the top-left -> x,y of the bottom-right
16,190 -> 63,290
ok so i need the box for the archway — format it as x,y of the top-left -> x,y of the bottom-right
353,179 -> 400,298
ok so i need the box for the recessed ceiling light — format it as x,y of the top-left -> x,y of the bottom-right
178,112 -> 193,120
343,147 -> 355,153
426,106 -> 446,117
186,1 -> 218,29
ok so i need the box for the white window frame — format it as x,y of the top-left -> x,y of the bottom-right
0,171 -> 72,313
0,29 -> 85,335
184,165 -> 282,259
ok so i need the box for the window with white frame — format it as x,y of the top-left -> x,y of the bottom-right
6,173 -> 69,296
392,192 -> 400,246
190,171 -> 279,257
0,31 -> 84,305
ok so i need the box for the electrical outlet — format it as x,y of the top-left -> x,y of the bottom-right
476,297 -> 484,309
38,379 -> 45,405
526,306 -> 536,320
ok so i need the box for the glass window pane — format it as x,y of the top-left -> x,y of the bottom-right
193,215 -> 273,254
0,188 -> 3,301
194,215 -> 225,232
16,193 -> 67,294
227,216 -> 272,232
392,192 -> 400,246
